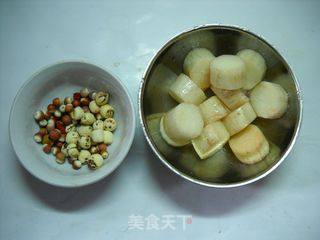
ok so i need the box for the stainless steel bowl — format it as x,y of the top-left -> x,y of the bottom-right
139,25 -> 302,188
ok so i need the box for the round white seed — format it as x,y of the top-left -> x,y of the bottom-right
54,110 -> 62,118
81,112 -> 96,125
100,104 -> 114,119
78,150 -> 91,164
91,129 -> 104,143
77,125 -> 93,137
78,136 -> 91,149
88,154 -> 103,169
93,120 -> 104,130
80,88 -> 90,97
66,131 -> 80,144
59,104 -> 66,113
103,118 -> 117,132
94,92 -> 109,106
89,101 -> 100,114
73,106 -> 84,120
103,130 -> 113,145
39,119 -> 48,127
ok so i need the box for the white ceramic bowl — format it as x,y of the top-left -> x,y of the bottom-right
10,61 -> 135,187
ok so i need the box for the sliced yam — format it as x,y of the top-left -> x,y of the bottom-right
192,121 -> 230,159
210,55 -> 246,90
237,49 -> 267,90
183,48 -> 215,90
160,103 -> 204,146
169,73 -> 206,105
211,87 -> 249,111
250,81 -> 288,119
239,141 -> 280,178
199,96 -> 229,124
146,113 -> 177,156
163,31 -> 215,73
229,124 -> 269,164
222,102 -> 257,136
160,116 -> 189,147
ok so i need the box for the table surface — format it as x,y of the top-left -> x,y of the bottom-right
1,0 -> 319,239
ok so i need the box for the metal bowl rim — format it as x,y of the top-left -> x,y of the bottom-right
139,24 -> 303,188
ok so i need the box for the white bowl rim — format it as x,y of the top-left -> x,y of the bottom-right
9,60 -> 136,188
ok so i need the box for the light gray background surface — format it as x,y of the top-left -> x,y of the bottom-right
0,0 -> 319,239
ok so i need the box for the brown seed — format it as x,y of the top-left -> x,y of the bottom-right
80,97 -> 90,106
56,152 -> 66,164
47,103 -> 56,113
42,134 -> 52,145
65,104 -> 73,113
73,92 -> 81,101
56,121 -> 65,133
61,115 -> 72,125
38,128 -> 48,137
52,97 -> 61,107
49,129 -> 61,140
72,160 -> 82,170
98,143 -> 107,153
43,144 -> 52,154
72,100 -> 80,107
55,141 -> 64,148
43,111 -> 51,120
56,152 -> 65,159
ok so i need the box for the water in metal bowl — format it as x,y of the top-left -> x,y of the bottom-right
139,25 -> 302,187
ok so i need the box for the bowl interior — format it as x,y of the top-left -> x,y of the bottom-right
10,62 -> 135,187
141,26 -> 301,187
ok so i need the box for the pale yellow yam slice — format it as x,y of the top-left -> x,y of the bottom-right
169,73 -> 206,105
199,96 -> 229,124
159,116 -> 189,147
229,124 -> 269,164
192,121 -> 230,159
222,102 -> 257,136
210,55 -> 245,90
237,49 -> 267,90
250,81 -> 288,119
211,87 -> 249,111
161,103 -> 204,145
183,48 -> 215,90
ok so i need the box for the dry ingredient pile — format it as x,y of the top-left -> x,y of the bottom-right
33,88 -> 117,170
